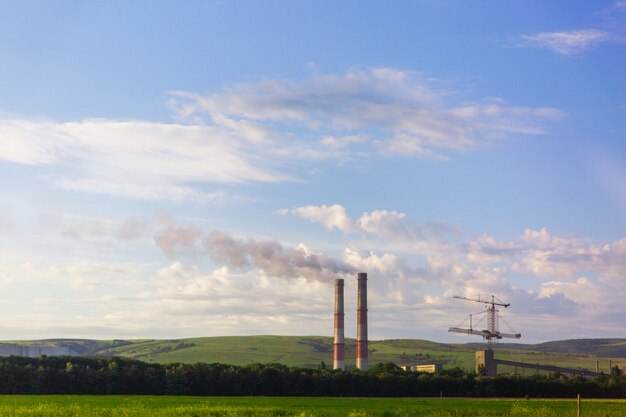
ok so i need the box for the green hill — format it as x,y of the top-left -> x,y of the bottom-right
514,339 -> 626,357
0,336 -> 624,372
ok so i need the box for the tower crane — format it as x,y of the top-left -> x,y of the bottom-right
448,294 -> 521,344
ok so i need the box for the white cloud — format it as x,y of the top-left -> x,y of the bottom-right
55,178 -> 227,204
465,228 -> 604,280
512,229 -> 607,280
539,277 -> 606,305
0,69 -> 563,202
4,198 -> 626,341
466,233 -> 524,265
99,262 -> 337,336
169,68 -> 563,159
0,119 -> 291,202
25,260 -> 140,283
279,204 -> 355,231
281,203 -> 454,244
518,29 -> 611,55
601,238 -> 626,282
343,247 -> 404,276
371,220 -> 626,335
358,209 -> 438,242
3,217 -> 626,341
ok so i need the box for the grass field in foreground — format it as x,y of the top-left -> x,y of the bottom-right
0,396 -> 624,417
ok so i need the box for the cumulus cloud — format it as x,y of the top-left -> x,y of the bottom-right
7,215 -> 626,341
518,29 -> 611,55
601,238 -> 626,281
463,228 -> 626,295
280,203 -> 453,243
135,262 -> 336,336
343,247 -> 405,276
87,223 -> 626,340
1,264 -> 331,339
539,277 -> 606,306
375,220 -> 626,337
278,204 -> 355,231
509,228 -> 606,279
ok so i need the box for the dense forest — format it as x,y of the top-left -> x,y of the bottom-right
0,356 -> 624,397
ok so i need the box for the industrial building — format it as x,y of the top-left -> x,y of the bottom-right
400,364 -> 441,373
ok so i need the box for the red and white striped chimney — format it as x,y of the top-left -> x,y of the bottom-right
356,272 -> 368,370
333,278 -> 345,370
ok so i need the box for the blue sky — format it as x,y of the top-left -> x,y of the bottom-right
0,0 -> 624,343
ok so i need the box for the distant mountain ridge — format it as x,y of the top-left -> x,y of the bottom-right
466,338 -> 626,358
0,336 -> 624,371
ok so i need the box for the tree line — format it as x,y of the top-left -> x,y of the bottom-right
0,356 -> 624,397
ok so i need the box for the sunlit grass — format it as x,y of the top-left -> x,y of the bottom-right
0,396 -> 624,417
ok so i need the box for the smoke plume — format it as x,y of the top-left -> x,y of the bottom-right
153,211 -> 201,257
153,213 -> 354,282
203,231 -> 355,282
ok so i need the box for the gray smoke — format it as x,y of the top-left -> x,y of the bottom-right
153,211 -> 201,257
204,231 -> 355,282
153,212 -> 354,281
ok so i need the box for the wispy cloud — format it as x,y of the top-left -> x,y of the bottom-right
0,69 -> 563,202
170,68 -> 563,159
0,119 -> 291,202
518,29 -> 611,55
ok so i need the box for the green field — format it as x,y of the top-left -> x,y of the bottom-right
1,336 -> 624,373
0,396 -> 624,416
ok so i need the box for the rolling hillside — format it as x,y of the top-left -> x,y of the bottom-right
0,336 -> 623,372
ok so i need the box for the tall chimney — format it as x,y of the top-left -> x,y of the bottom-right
356,272 -> 368,370
333,278 -> 345,370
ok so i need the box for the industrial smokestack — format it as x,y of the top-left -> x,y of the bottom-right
356,272 -> 368,370
333,278 -> 345,370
